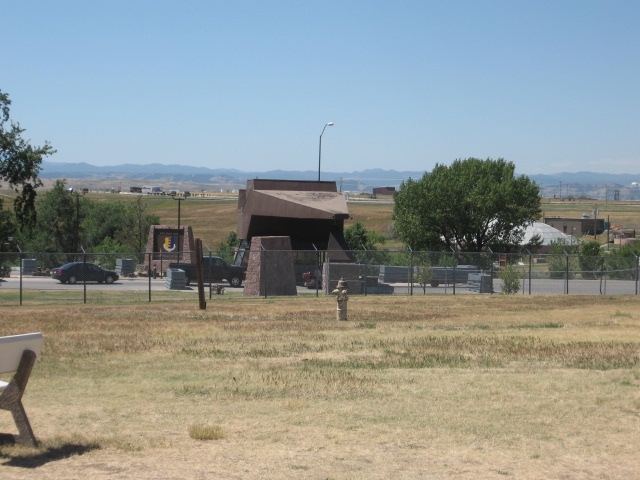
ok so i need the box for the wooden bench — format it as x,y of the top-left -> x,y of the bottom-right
0,332 -> 44,446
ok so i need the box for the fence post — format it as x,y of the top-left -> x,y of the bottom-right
81,247 -> 87,304
564,250 -> 569,294
492,251 -> 496,295
408,246 -> 413,296
366,247 -> 370,296
148,252 -> 152,302
18,247 -> 23,306
527,249 -> 532,295
487,247 -> 494,295
636,255 -> 639,295
194,239 -> 206,310
450,247 -> 456,295
260,244 -> 267,298
208,247 -> 213,296
326,253 -> 331,295
312,244 -> 320,297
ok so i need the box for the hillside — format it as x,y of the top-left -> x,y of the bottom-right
40,161 -> 640,200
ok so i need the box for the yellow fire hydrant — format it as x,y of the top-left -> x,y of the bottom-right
332,277 -> 349,321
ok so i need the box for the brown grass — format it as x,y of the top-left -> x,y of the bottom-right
123,194 -> 640,247
1,295 -> 639,478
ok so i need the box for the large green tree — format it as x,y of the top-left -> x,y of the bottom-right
393,158 -> 541,252
0,198 -> 15,249
0,198 -> 16,278
25,179 -> 79,261
113,196 -> 159,256
0,90 -> 55,229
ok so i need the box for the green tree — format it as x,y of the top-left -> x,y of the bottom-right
0,198 -> 17,278
393,158 -> 541,252
604,240 -> 640,280
216,231 -> 239,262
523,233 -> 544,254
547,239 -> 578,279
344,222 -> 385,251
579,240 -> 603,279
83,202 -> 128,249
1,90 -> 55,228
0,198 -> 16,248
115,196 -> 160,256
344,221 -> 387,264
92,237 -> 130,269
25,179 -> 79,262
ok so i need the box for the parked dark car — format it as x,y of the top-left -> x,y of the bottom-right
51,262 -> 119,284
169,256 -> 246,287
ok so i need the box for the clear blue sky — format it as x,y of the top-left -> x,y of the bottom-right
4,0 -> 639,175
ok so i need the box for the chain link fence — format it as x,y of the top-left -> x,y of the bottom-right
1,248 -> 639,306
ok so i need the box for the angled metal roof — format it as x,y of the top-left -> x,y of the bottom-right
243,190 -> 349,220
237,180 -> 350,257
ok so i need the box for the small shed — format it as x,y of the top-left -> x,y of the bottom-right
543,217 -> 606,236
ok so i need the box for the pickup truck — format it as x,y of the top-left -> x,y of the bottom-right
168,256 -> 246,287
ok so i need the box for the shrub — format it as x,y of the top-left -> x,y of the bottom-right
579,241 -> 603,279
498,265 -> 522,295
414,264 -> 434,293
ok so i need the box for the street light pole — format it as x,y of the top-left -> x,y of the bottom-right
75,193 -> 80,254
68,188 -> 82,255
318,122 -> 334,181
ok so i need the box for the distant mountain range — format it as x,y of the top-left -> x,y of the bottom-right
40,161 -> 640,200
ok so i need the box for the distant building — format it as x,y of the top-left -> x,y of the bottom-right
130,186 -> 142,194
521,222 -> 569,246
543,217 -> 605,236
372,186 -> 396,196
142,186 -> 163,195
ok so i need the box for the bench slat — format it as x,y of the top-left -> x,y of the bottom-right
0,333 -> 44,374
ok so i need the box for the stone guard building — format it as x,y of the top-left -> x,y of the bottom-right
237,179 -> 351,260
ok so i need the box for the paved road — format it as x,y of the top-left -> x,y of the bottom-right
2,275 -> 176,291
387,278 -> 638,295
0,275 -> 305,295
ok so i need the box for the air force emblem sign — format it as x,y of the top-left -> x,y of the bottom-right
163,236 -> 177,252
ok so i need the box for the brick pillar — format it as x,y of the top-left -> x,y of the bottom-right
243,236 -> 297,296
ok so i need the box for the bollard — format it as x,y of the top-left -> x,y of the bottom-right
332,277 -> 349,321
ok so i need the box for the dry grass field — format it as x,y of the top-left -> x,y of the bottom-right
107,194 -> 640,246
94,195 -> 640,250
142,195 -> 398,249
144,196 -> 640,248
1,294 -> 639,479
